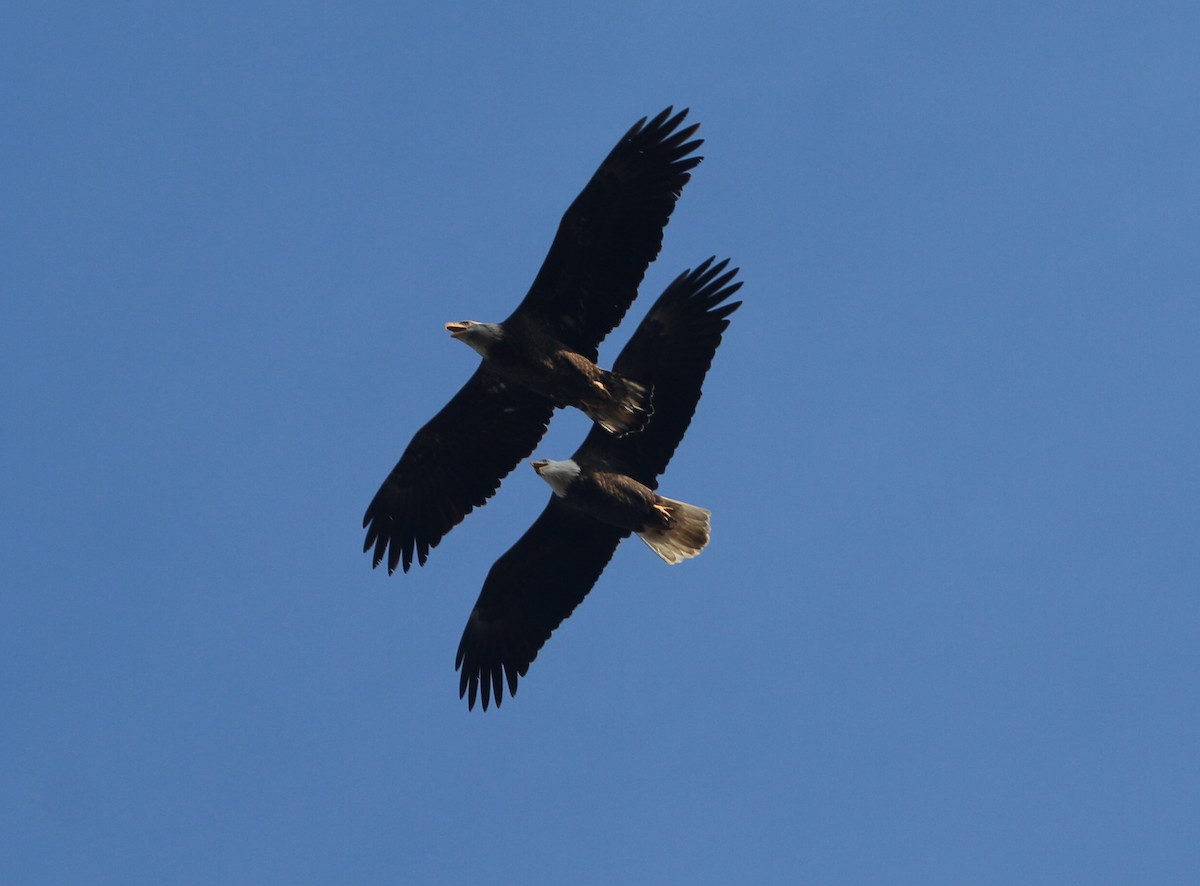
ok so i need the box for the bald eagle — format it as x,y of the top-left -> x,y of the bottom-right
363,108 -> 703,574
455,257 -> 742,710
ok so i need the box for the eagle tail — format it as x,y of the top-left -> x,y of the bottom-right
637,497 -> 711,564
584,372 -> 653,436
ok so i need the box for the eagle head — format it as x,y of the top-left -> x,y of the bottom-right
531,458 -> 581,497
446,321 -> 504,358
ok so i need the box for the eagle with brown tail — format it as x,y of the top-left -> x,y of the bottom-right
456,257 -> 742,710
363,108 -> 702,574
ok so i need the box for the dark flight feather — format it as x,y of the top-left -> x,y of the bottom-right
456,258 -> 742,709
511,107 -> 703,357
363,108 -> 702,573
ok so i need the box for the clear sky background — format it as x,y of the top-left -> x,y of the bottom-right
4,3 -> 1199,883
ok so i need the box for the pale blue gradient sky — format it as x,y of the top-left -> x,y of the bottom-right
4,3 -> 1199,883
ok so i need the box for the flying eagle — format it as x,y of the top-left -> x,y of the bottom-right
455,257 -> 742,710
363,108 -> 703,574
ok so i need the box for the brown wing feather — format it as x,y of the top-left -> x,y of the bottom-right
455,500 -> 626,710
506,107 -> 703,356
362,367 -> 554,574
576,257 -> 742,485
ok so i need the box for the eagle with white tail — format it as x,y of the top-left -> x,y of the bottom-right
456,257 -> 742,710
362,108 -> 702,574
530,458 -> 712,565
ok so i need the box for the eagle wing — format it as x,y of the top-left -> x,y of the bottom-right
362,367 -> 555,574
454,259 -> 742,708
505,107 -> 703,356
455,499 -> 627,710
576,257 -> 742,485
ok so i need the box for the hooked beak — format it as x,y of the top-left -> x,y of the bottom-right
530,459 -> 548,474
445,321 -> 471,338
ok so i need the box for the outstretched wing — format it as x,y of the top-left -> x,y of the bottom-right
506,107 -> 703,356
362,367 -> 555,574
455,499 -> 627,710
576,257 -> 742,486
454,259 -> 742,708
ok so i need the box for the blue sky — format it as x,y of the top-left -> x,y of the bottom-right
4,2 -> 1199,883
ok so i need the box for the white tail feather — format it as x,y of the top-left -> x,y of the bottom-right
586,372 -> 653,436
637,498 -> 711,564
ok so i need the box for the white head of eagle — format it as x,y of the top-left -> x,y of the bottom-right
445,321 -> 504,359
531,458 -> 581,497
